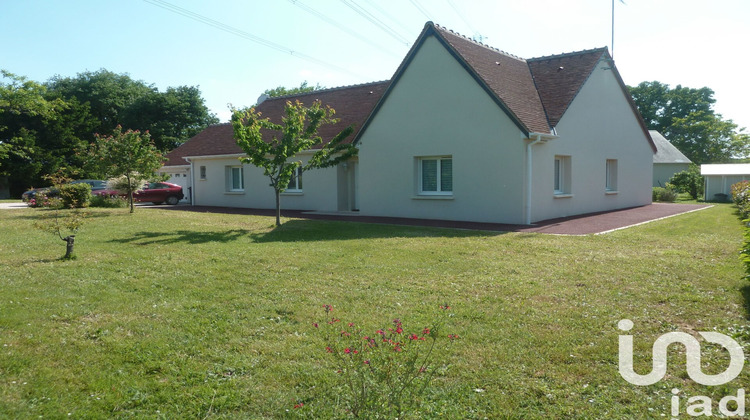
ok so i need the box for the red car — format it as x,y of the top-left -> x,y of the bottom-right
94,182 -> 184,205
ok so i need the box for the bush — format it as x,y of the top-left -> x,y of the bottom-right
90,194 -> 128,208
668,165 -> 704,199
59,183 -> 91,208
652,187 -> 677,202
731,181 -> 750,218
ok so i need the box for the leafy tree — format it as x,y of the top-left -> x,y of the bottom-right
667,164 -> 704,200
0,70 -> 66,195
231,100 -> 357,226
629,81 -> 750,163
121,85 -> 219,150
88,126 -> 165,213
262,81 -> 323,99
47,69 -> 218,151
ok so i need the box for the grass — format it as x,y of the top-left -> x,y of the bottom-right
0,204 -> 748,418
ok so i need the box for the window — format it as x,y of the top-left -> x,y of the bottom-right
286,167 -> 303,192
226,166 -> 244,192
419,157 -> 452,195
200,166 -> 207,180
605,159 -> 618,192
554,155 -> 571,195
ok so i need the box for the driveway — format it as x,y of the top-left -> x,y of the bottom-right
152,203 -> 712,235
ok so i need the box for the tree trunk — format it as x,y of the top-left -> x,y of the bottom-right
62,235 -> 75,259
275,188 -> 281,226
129,190 -> 135,213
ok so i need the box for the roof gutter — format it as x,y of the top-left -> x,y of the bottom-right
525,132 -> 558,225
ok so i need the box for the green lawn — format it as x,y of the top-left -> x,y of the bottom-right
1,205 -> 748,418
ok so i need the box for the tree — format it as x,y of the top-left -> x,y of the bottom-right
0,70 -> 66,195
629,81 -> 750,163
121,85 -> 219,150
667,164 -> 703,200
262,81 -> 323,99
88,126 -> 165,213
231,100 -> 357,226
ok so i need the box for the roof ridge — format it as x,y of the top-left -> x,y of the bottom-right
527,47 -> 608,62
432,22 -> 526,62
266,80 -> 390,101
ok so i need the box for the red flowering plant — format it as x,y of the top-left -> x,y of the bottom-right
313,304 -> 458,418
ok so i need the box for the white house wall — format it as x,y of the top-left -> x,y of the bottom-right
357,35 -> 527,224
530,64 -> 653,222
190,155 -> 339,211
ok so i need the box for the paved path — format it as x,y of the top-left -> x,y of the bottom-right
0,202 -> 28,209
152,203 -> 711,235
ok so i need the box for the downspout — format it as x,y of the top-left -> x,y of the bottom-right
525,134 -> 543,225
187,158 -> 195,206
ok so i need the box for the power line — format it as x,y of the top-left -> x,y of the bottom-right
409,0 -> 432,22
340,0 -> 410,46
446,0 -> 482,40
142,0 -> 363,78
362,0 -> 414,35
288,0 -> 401,58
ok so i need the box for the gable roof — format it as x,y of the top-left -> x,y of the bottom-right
650,130 -> 691,164
434,25 -> 551,134
164,81 -> 389,164
527,48 -> 608,128
356,22 -> 654,150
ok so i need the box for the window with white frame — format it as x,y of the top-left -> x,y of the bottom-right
226,165 -> 244,192
286,166 -> 303,192
606,159 -> 618,192
554,155 -> 571,195
200,166 -> 207,180
418,156 -> 452,195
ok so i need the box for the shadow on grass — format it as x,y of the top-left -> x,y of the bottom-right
248,219 -> 502,243
110,229 -> 251,246
12,211 -> 114,221
110,219 -> 502,246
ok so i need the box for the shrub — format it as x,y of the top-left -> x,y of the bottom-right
668,165 -> 704,199
731,181 -> 750,218
90,194 -> 128,208
310,304 -> 458,418
652,187 -> 677,202
59,183 -> 91,208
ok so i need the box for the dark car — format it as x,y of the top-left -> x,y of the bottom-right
95,182 -> 184,205
22,180 -> 107,201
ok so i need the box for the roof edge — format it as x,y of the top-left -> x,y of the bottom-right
354,21 -> 533,143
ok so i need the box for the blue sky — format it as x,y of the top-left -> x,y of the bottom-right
3,0 -> 748,131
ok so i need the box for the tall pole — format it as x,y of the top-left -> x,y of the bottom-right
611,0 -> 615,57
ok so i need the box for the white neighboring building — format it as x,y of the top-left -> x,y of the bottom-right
701,164 -> 750,201
651,130 -> 691,187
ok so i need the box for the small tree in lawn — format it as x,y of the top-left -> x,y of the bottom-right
89,126 -> 165,213
231,100 -> 357,226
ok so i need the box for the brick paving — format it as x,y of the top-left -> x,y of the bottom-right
151,203 -> 710,235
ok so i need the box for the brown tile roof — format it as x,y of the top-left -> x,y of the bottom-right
163,81 -> 389,163
527,48 -> 608,128
433,25 -> 551,134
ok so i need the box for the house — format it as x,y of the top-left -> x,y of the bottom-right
701,164 -> 750,201
166,22 -> 655,225
165,81 -> 389,211
651,130 -> 691,187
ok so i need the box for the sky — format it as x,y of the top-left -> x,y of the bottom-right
2,0 -> 749,131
